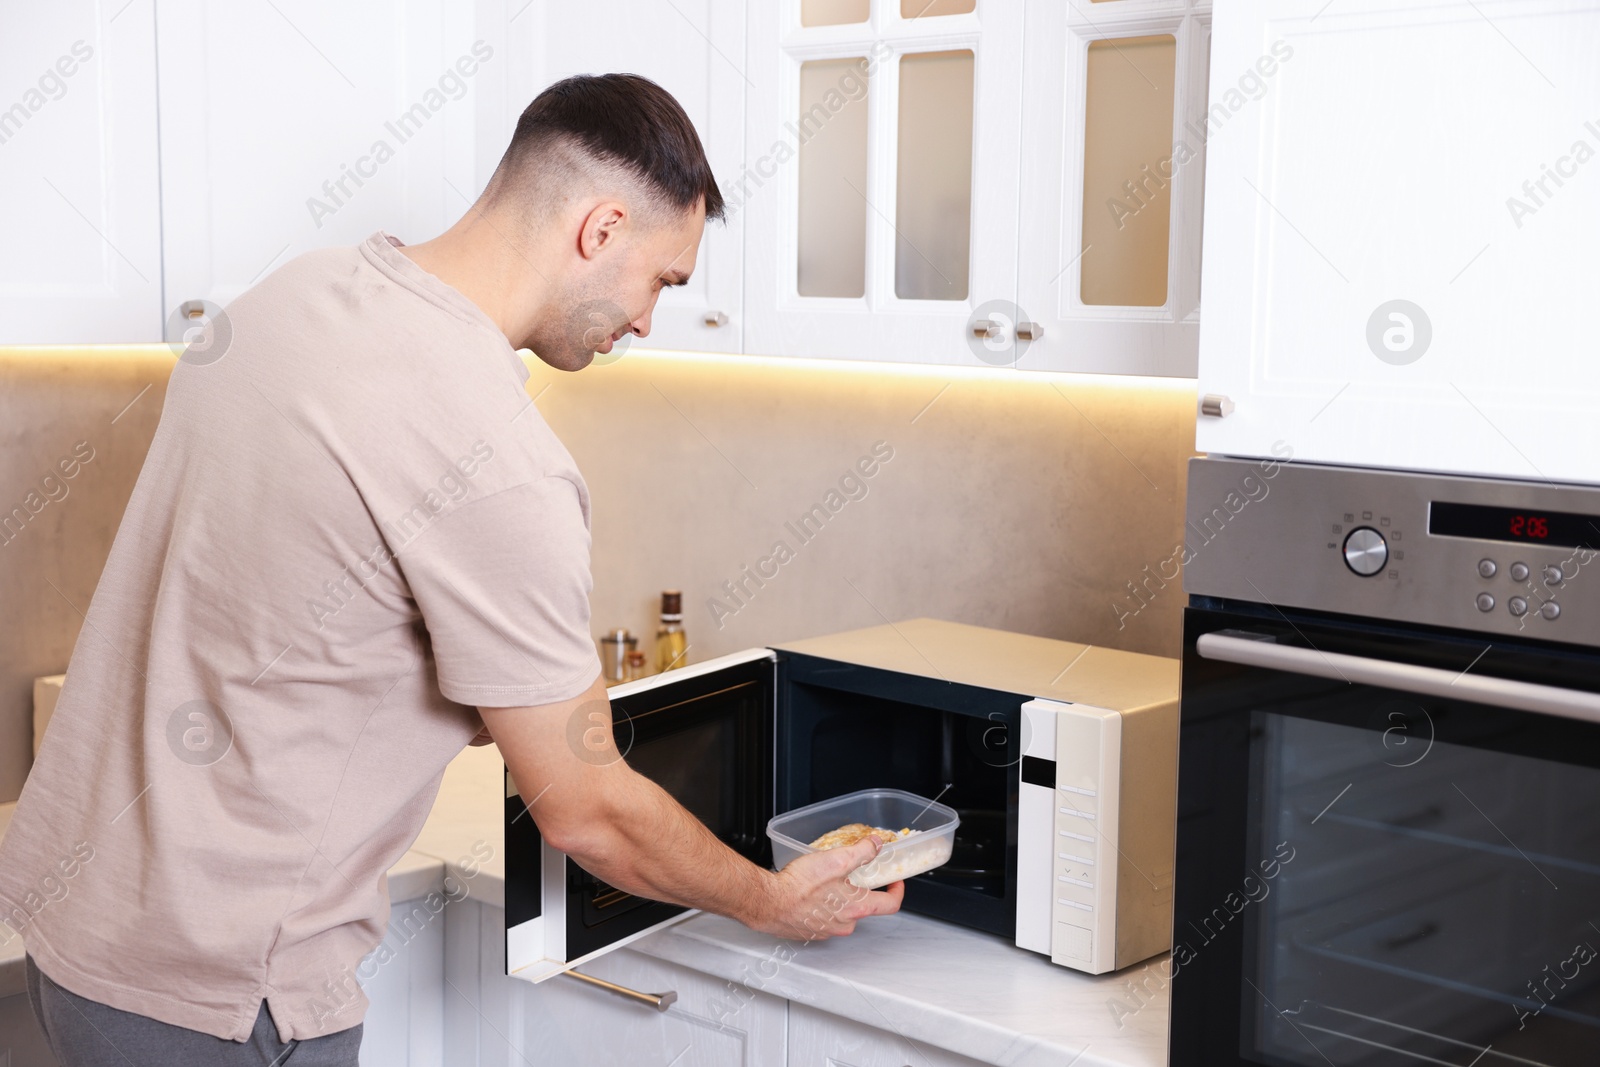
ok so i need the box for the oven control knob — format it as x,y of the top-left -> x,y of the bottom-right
1343,527 -> 1388,576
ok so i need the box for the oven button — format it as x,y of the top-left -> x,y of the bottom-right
1478,559 -> 1497,579
1343,528 -> 1388,576
1541,601 -> 1561,620
1510,562 -> 1530,582
1543,565 -> 1564,586
1509,597 -> 1529,617
1476,593 -> 1495,613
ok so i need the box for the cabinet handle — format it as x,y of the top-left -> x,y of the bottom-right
561,969 -> 678,1012
1199,394 -> 1235,418
1016,321 -> 1043,342
971,318 -> 1003,341
703,310 -> 729,327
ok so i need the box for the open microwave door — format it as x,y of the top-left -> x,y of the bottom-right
504,648 -> 778,983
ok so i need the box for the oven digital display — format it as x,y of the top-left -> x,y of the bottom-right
1429,501 -> 1600,549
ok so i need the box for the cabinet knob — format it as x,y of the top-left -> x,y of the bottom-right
971,318 -> 1006,342
1200,394 -> 1235,418
1015,321 -> 1043,342
562,969 -> 678,1012
703,310 -> 729,328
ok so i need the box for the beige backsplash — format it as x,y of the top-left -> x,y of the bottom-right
522,350 -> 1199,667
0,345 -> 1197,803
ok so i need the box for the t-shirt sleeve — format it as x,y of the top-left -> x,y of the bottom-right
396,476 -> 601,707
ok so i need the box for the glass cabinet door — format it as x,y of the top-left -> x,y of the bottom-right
743,0 -> 1022,366
1015,0 -> 1211,376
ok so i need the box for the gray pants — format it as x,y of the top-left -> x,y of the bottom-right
25,953 -> 363,1067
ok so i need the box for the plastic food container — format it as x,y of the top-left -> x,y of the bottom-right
767,788 -> 960,889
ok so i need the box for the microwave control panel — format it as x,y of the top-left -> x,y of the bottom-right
1018,699 -> 1123,975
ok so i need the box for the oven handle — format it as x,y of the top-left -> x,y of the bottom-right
1195,632 -> 1600,725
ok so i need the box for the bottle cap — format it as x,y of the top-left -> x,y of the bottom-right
660,590 -> 682,616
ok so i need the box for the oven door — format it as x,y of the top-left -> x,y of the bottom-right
1172,603 -> 1600,1067
505,648 -> 777,983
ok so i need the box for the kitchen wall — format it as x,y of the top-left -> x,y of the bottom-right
0,348 -> 174,804
0,345 -> 1197,802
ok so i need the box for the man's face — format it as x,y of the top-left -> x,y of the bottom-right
533,199 -> 706,371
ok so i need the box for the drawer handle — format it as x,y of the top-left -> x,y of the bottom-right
562,969 -> 678,1012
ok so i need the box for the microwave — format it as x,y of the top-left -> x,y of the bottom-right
502,618 -> 1180,983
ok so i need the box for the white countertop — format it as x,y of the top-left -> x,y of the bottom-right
0,747 -> 1171,1067
403,745 -> 1170,1067
639,911 -> 1169,1067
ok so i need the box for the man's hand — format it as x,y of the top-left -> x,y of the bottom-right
479,675 -> 903,941
746,837 -> 905,942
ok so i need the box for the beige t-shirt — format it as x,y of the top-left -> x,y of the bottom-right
0,232 -> 601,1042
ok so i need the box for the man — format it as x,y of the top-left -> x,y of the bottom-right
0,74 -> 900,1066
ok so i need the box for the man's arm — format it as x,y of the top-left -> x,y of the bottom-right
479,673 -> 903,940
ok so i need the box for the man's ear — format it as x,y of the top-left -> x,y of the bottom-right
579,202 -> 627,260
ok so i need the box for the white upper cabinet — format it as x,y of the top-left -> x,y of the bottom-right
1015,0 -> 1212,377
0,1 -> 162,343
499,0 -> 747,355
155,0 -> 479,325
743,0 -> 1024,366
11,0 -> 1228,379
1197,0 -> 1600,483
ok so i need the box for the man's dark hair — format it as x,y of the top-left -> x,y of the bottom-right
493,73 -> 724,223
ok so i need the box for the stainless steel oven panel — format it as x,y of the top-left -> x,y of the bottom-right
1183,457 -> 1600,646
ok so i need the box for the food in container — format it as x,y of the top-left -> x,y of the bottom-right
767,788 -> 960,889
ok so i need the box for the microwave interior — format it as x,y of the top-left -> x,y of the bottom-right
778,652 -> 1023,937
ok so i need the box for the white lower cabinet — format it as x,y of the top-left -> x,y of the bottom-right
356,893 -> 447,1067
443,899 -> 785,1067
504,949 -> 785,1067
367,898 -> 985,1067
787,1003 -> 990,1067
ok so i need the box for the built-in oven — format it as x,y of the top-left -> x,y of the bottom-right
1172,457 -> 1600,1067
504,618 -> 1181,983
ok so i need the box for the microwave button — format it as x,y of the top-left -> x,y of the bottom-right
1543,565 -> 1564,586
1477,558 -> 1497,578
1058,828 -> 1093,844
1475,593 -> 1495,613
1058,852 -> 1094,865
1509,597 -> 1529,617
1510,562 -> 1530,582
1057,804 -> 1096,820
1056,898 -> 1093,912
1057,874 -> 1093,888
1057,786 -> 1099,816
1541,601 -> 1561,620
